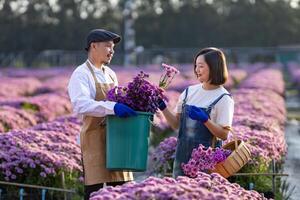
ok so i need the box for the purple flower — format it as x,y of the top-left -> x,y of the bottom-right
149,137 -> 178,175
159,63 -> 180,89
107,71 -> 167,113
40,172 -> 47,177
182,145 -> 231,177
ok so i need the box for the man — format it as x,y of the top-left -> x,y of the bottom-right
68,29 -> 136,200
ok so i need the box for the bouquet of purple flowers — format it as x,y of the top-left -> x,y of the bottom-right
182,144 -> 231,178
159,63 -> 180,89
107,71 -> 167,113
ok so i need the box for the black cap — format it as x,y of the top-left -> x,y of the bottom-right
85,29 -> 121,51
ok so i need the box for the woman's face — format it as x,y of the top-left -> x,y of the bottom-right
195,55 -> 210,83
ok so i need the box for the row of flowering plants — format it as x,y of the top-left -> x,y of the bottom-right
0,71 -> 72,98
239,68 -> 285,96
232,69 -> 287,164
0,93 -> 72,132
229,69 -> 287,195
90,172 -> 267,200
287,62 -> 300,88
0,69 -> 82,197
0,115 -> 83,198
0,77 -> 42,97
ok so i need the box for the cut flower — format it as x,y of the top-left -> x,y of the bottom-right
107,71 -> 167,113
159,63 -> 180,89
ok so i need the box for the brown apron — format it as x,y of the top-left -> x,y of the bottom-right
80,62 -> 133,185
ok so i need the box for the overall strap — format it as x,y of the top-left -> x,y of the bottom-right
182,87 -> 189,105
207,93 -> 231,112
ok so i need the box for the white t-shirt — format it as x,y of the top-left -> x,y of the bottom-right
175,84 -> 234,127
68,60 -> 118,118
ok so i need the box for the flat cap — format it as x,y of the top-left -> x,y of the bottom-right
85,29 -> 121,51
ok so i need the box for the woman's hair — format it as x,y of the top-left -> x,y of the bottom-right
193,47 -> 228,85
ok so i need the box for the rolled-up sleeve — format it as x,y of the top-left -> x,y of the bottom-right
68,71 -> 116,117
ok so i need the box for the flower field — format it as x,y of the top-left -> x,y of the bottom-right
0,63 -> 291,199
288,62 -> 300,89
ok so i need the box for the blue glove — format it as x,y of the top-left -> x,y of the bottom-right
188,105 -> 209,123
158,99 -> 167,111
114,103 -> 137,118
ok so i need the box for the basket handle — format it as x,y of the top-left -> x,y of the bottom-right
212,126 -> 238,150
224,126 -> 238,150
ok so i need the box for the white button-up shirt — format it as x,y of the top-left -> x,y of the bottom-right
68,60 -> 118,119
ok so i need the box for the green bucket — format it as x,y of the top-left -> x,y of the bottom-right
106,111 -> 153,171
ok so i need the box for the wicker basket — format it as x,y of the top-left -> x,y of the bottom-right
210,127 -> 251,178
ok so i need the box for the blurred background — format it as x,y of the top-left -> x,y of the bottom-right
0,0 -> 300,67
1,0 -> 300,200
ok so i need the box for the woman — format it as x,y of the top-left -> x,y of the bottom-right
158,47 -> 234,178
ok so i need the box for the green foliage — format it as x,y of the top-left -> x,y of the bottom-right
276,179 -> 296,200
229,160 -> 271,191
149,127 -> 174,147
21,102 -> 40,112
228,158 -> 292,199
1,0 -> 300,57
2,121 -> 11,132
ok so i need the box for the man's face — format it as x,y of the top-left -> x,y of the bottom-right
91,41 -> 115,64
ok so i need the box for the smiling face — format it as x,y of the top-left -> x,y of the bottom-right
195,55 -> 210,83
90,41 -> 115,65
193,48 -> 228,86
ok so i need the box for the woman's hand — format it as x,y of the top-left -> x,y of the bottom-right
188,105 -> 228,140
157,98 -> 167,111
188,105 -> 209,123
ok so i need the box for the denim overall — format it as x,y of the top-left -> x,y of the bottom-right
173,87 -> 231,178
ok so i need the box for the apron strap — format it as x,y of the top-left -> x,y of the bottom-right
86,61 -> 116,85
86,61 -> 99,85
108,74 -> 116,85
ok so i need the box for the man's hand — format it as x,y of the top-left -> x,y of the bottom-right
188,105 -> 209,123
158,99 -> 167,111
114,103 -> 137,118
